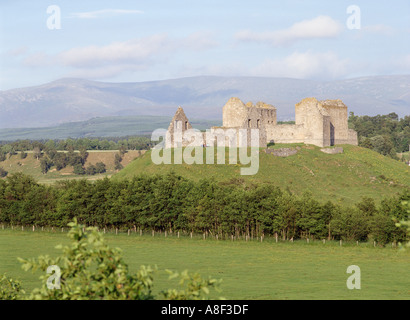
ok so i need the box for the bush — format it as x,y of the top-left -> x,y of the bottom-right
0,274 -> 24,300
85,165 -> 97,176
73,164 -> 85,175
95,162 -> 106,174
0,168 -> 8,178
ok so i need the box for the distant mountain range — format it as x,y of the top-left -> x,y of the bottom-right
1,75 -> 409,132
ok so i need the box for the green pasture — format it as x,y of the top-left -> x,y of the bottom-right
1,229 -> 409,300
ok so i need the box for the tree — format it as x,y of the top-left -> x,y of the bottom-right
54,153 -> 68,171
114,153 -> 123,171
73,164 -> 85,175
45,148 -> 57,161
40,158 -> 52,174
395,201 -> 410,249
79,147 -> 89,165
33,146 -> 42,160
0,168 -> 7,178
95,162 -> 106,174
119,145 -> 127,156
85,165 -> 97,176
18,219 -> 221,300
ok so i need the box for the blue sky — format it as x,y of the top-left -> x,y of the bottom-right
1,0 -> 409,90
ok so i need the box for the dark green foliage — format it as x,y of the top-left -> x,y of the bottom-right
0,173 -> 408,245
53,153 -> 68,171
95,162 -> 106,174
45,148 -> 57,160
349,112 -> 410,156
0,168 -> 7,177
73,164 -> 85,175
114,153 -> 123,171
40,158 -> 53,174
78,147 -> 89,165
85,165 -> 97,176
0,136 -> 153,153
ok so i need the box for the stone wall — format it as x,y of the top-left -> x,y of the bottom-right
266,147 -> 299,157
266,124 -> 305,144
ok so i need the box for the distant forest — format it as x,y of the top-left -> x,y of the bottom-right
349,112 -> 410,158
0,136 -> 153,154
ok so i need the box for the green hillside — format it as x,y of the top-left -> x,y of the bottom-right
113,144 -> 410,204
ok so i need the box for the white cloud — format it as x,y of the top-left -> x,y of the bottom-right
236,15 -> 343,46
20,32 -> 219,80
70,9 -> 144,19
58,34 -> 171,68
250,51 -> 349,79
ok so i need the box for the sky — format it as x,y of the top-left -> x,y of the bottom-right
0,0 -> 410,90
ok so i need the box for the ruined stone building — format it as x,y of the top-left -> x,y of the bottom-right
165,97 -> 358,148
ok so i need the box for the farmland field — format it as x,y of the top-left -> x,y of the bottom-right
1,229 -> 409,300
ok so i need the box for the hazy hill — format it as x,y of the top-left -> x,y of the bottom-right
0,116 -> 222,141
1,75 -> 409,129
112,144 -> 410,204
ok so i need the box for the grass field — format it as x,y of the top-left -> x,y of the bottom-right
1,228 -> 409,300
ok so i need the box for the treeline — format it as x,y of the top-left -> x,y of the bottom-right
0,136 -> 153,154
0,172 -> 408,245
349,112 -> 410,158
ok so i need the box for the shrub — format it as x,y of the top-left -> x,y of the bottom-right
0,167 -> 8,178
0,274 -> 24,300
85,165 -> 97,176
73,164 -> 85,175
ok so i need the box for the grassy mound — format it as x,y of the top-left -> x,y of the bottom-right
113,144 -> 410,204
